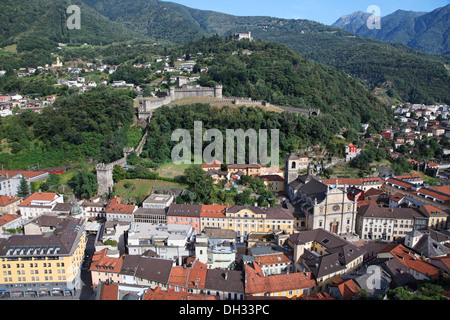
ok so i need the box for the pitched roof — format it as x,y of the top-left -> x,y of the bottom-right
0,213 -> 21,227
418,205 -> 448,218
0,170 -> 48,180
0,195 -> 21,206
201,160 -> 221,168
412,234 -> 450,258
98,282 -> 119,300
259,175 -> 284,182
254,253 -> 292,266
204,269 -> 245,293
290,229 -> 365,278
329,278 -> 361,300
134,256 -> 173,284
19,192 -> 59,207
105,197 -> 136,214
200,205 -> 228,218
167,204 -> 202,217
379,244 -> 440,279
0,217 -> 84,256
357,204 -> 424,220
244,262 -> 316,295
90,249 -> 124,274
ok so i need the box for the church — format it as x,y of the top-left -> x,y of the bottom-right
284,154 -> 358,236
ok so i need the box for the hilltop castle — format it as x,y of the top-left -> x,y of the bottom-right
138,77 -> 223,120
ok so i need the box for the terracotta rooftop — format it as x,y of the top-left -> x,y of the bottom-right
0,170 -> 48,179
19,192 -> 58,207
380,244 -> 440,279
105,197 -> 136,214
200,205 -> 228,218
329,278 -> 361,300
0,195 -> 21,206
0,213 -> 21,227
244,262 -> 315,295
90,249 -> 124,274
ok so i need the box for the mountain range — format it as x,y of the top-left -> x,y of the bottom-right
332,5 -> 450,56
0,0 -> 449,105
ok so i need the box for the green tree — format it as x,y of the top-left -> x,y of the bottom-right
183,165 -> 214,204
17,176 -> 30,197
112,165 -> 127,183
46,173 -> 61,188
69,170 -> 98,199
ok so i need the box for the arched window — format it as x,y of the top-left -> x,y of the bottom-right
291,161 -> 296,169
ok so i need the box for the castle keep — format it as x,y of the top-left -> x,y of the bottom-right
138,77 -> 223,120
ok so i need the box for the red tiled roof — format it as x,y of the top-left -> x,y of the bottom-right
201,160 -> 221,168
244,262 -> 316,295
168,260 -> 208,290
432,186 -> 450,194
105,197 -> 136,214
381,244 -> 440,279
329,278 -> 361,300
390,192 -> 406,202
254,253 -> 292,266
0,195 -> 21,206
99,282 -> 118,300
0,170 -> 48,179
357,199 -> 377,207
0,213 -> 21,227
419,205 -> 448,217
89,249 -> 124,274
18,192 -> 58,207
200,205 -> 228,218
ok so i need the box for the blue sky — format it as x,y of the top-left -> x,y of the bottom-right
169,0 -> 449,25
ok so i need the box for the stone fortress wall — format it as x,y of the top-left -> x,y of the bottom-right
138,76 -> 320,119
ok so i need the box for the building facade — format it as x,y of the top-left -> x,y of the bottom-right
18,192 -> 64,220
0,217 -> 86,298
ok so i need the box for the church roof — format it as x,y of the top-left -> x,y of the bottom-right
291,178 -> 328,203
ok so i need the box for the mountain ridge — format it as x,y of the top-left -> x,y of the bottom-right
332,5 -> 450,55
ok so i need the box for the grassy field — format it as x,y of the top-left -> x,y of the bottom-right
114,179 -> 187,204
156,162 -> 190,179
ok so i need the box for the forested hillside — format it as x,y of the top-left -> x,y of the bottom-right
143,103 -> 362,166
0,88 -> 137,169
82,0 -> 450,105
0,0 -> 143,50
179,37 -> 391,131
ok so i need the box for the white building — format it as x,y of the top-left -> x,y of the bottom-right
195,228 -> 237,269
18,192 -> 64,220
142,194 -> 173,210
127,222 -> 193,262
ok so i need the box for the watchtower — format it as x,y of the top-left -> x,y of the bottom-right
96,163 -> 114,197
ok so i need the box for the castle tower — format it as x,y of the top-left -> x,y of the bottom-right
176,76 -> 188,88
284,154 -> 300,192
169,86 -> 176,101
96,163 -> 114,197
214,85 -> 223,99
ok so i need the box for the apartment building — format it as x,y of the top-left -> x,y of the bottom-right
18,192 -> 64,220
0,217 -> 86,298
288,229 -> 365,292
